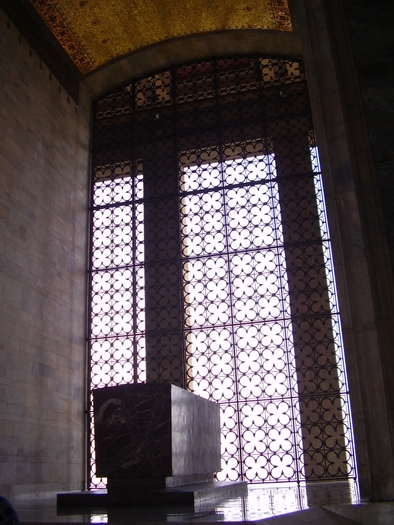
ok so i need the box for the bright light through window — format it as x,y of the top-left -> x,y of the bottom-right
88,149 -> 354,486
180,155 -> 304,482
88,56 -> 356,488
89,172 -> 146,486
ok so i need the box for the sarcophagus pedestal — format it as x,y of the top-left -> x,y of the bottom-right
58,383 -> 247,509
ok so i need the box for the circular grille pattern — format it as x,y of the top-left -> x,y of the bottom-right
89,56 -> 356,488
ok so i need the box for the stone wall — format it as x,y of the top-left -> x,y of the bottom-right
289,0 -> 394,501
342,0 -> 394,271
0,8 -> 90,498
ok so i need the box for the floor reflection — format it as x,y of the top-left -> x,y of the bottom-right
15,481 -> 359,524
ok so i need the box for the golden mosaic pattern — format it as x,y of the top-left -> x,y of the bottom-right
272,0 -> 293,31
29,0 -> 95,74
29,0 -> 292,75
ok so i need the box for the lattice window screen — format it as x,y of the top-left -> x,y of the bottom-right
88,56 -> 356,488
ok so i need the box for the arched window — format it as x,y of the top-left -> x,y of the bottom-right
88,56 -> 356,487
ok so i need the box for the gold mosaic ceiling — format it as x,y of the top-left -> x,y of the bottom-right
29,0 -> 292,75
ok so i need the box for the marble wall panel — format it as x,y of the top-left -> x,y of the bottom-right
0,7 -> 90,499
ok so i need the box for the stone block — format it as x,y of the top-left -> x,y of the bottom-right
93,383 -> 221,481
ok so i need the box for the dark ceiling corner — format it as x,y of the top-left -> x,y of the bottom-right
0,0 -> 81,104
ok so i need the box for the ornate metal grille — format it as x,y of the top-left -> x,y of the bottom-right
179,155 -> 303,482
89,56 -> 356,487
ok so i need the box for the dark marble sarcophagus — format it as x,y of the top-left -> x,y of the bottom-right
93,383 -> 221,490
57,383 -> 247,508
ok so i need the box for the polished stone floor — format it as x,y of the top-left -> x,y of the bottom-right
12,480 -> 383,524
